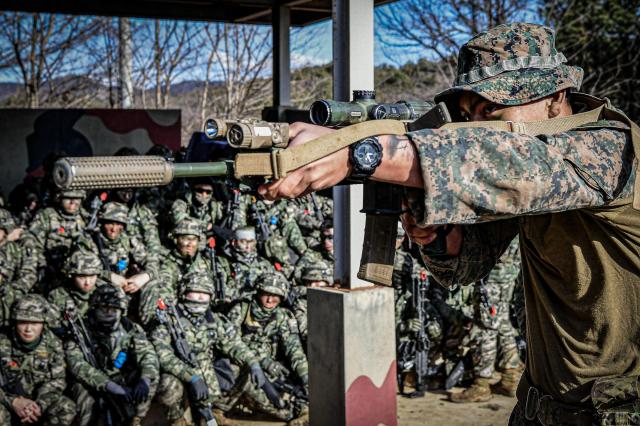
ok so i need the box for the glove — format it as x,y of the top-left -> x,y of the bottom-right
188,376 -> 209,401
105,381 -> 127,397
265,360 -> 288,378
407,318 -> 422,333
250,363 -> 267,388
132,378 -> 151,403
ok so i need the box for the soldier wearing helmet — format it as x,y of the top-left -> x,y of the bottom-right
169,178 -> 224,234
21,188 -> 87,292
76,201 -> 159,324
47,248 -> 107,334
290,262 -> 333,347
227,273 -> 309,425
0,207 -> 37,295
148,218 -> 232,317
65,285 -> 159,426
260,21 -> 640,424
151,271 -> 266,426
0,294 -> 76,424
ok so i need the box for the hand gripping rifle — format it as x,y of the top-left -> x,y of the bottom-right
155,299 -> 218,426
206,237 -> 225,303
64,306 -> 136,425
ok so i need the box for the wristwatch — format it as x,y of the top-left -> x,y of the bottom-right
348,136 -> 383,182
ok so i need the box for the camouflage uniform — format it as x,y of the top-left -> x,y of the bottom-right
227,274 -> 309,422
22,189 -> 87,293
150,271 -> 261,424
170,189 -> 224,231
0,295 -> 76,425
126,198 -> 165,256
291,262 -> 333,345
412,23 -> 640,423
292,194 -> 332,250
47,249 -> 106,335
65,285 -> 159,426
0,208 -> 37,295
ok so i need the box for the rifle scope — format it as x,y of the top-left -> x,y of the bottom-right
371,101 -> 435,120
309,90 -> 377,127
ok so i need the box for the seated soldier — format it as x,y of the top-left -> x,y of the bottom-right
151,271 -> 267,426
0,294 -> 76,425
291,263 -> 333,347
170,178 -> 224,232
65,285 -> 159,426
48,248 -> 106,336
227,274 -> 309,426
0,207 -> 36,295
224,227 -> 281,300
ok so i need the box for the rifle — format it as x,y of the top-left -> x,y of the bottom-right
249,198 -> 270,247
206,237 -> 225,303
64,307 -> 135,425
52,103 -> 452,287
155,299 -> 218,426
309,193 -> 325,225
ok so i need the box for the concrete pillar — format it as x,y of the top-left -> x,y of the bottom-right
308,0 -> 398,425
272,4 -> 291,106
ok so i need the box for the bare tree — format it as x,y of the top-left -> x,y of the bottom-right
0,12 -> 100,107
375,0 -> 534,87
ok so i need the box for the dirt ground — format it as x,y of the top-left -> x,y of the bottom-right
226,389 -> 514,425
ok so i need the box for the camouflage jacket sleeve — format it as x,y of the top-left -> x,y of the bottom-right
24,210 -> 48,252
1,242 -> 37,295
408,124 -> 633,225
170,199 -> 190,228
212,314 -> 259,367
130,323 -> 160,382
277,309 -> 308,379
409,124 -> 632,287
135,205 -> 163,255
65,338 -> 111,390
281,220 -> 308,256
130,236 -> 160,282
0,334 -> 15,409
34,332 -> 67,412
150,323 -> 194,381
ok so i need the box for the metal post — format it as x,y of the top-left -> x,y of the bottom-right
272,3 -> 291,107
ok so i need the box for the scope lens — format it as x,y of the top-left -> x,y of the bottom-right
309,100 -> 331,126
204,119 -> 218,139
372,105 -> 388,120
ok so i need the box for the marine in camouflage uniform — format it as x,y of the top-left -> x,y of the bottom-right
399,23 -> 640,424
0,294 -> 76,425
65,285 -> 159,426
75,202 -> 160,324
227,274 -> 309,424
149,218 -> 232,319
0,208 -> 37,296
292,220 -> 335,285
224,227 -> 281,300
451,238 -> 524,403
150,271 -> 266,426
170,180 -> 224,233
292,194 -> 333,250
22,189 -> 87,293
47,249 -> 106,336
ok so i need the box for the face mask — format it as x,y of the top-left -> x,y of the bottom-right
94,308 -> 122,331
183,300 -> 209,316
194,191 -> 212,206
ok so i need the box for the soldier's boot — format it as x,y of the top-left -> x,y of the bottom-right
492,368 -> 523,397
449,377 -> 492,403
130,416 -> 143,426
488,370 -> 502,386
212,409 -> 239,426
287,406 -> 309,426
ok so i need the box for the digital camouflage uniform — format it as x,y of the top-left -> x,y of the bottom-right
0,295 -> 76,425
22,190 -> 87,293
47,249 -> 106,335
65,285 -> 159,426
0,208 -> 37,296
151,271 -> 260,424
412,23 -> 640,424
291,262 -> 333,346
292,194 -> 332,250
227,274 -> 309,422
126,199 -> 165,256
170,189 -> 224,231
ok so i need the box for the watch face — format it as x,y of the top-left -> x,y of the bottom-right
354,141 -> 380,168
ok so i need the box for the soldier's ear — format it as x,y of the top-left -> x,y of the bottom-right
548,90 -> 569,119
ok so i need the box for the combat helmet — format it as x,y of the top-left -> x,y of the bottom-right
11,294 -> 49,323
301,263 -> 333,284
90,284 -> 128,311
100,202 -> 129,225
256,273 -> 289,298
179,271 -> 215,298
172,218 -> 204,239
65,249 -> 103,275
435,23 -> 584,112
58,189 -> 87,199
